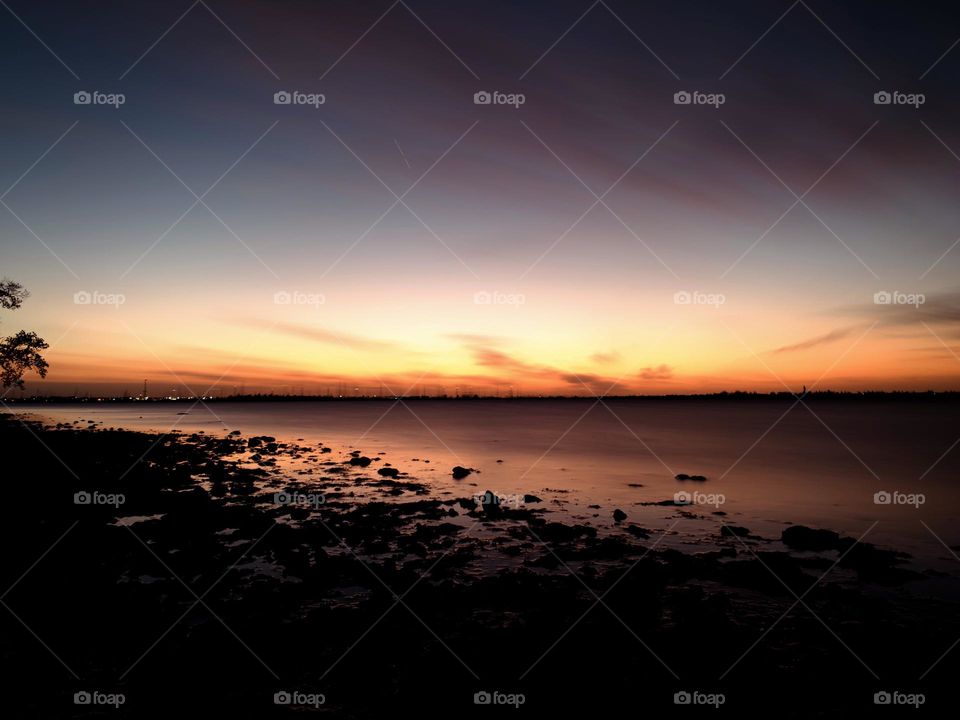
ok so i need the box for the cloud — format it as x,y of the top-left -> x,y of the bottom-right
639,364 -> 673,380
236,319 -> 397,351
773,326 -> 859,353
836,290 -> 960,334
590,351 -> 620,364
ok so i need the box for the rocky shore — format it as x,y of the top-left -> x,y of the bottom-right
1,414 -> 956,717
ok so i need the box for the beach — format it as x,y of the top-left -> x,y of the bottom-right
2,402 -> 957,716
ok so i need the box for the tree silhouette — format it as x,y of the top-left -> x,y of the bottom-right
1,279 -> 48,390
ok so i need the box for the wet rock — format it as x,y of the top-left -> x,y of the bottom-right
721,525 -> 751,538
377,467 -> 400,478
452,466 -> 472,479
523,494 -> 542,504
781,525 -> 841,552
349,456 -> 372,467
480,490 -> 501,513
613,509 -> 627,522
675,473 -> 707,482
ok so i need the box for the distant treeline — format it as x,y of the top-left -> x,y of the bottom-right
6,390 -> 960,404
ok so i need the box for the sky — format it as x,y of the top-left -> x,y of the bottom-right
2,0 -> 960,396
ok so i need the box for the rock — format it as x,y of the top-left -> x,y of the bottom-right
781,525 -> 841,551
721,525 -> 750,537
458,498 -> 478,511
523,494 -> 542,504
613,509 -> 627,522
480,489 -> 501,512
247,437 -> 262,448
675,473 -> 707,482
349,456 -> 372,467
377,467 -> 400,478
229,430 -> 241,436
452,466 -> 472,479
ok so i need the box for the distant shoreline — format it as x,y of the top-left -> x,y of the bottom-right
4,389 -> 960,405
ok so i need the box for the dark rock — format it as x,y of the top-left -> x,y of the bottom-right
377,467 -> 400,478
721,525 -> 751,538
613,509 -> 627,522
452,466 -> 472,479
480,490 -> 501,513
349,456 -> 372,467
523,494 -> 542,504
781,525 -> 841,552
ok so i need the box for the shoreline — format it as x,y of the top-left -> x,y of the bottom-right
2,413 -> 957,716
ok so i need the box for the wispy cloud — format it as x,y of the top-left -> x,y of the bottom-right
237,319 -> 397,351
773,326 -> 859,354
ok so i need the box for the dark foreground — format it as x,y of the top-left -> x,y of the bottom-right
0,415 -> 956,718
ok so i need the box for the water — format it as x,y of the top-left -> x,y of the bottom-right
13,399 -> 960,568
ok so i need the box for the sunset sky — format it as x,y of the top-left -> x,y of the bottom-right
2,0 -> 959,395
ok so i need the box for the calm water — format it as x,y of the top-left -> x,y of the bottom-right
13,399 -> 960,567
